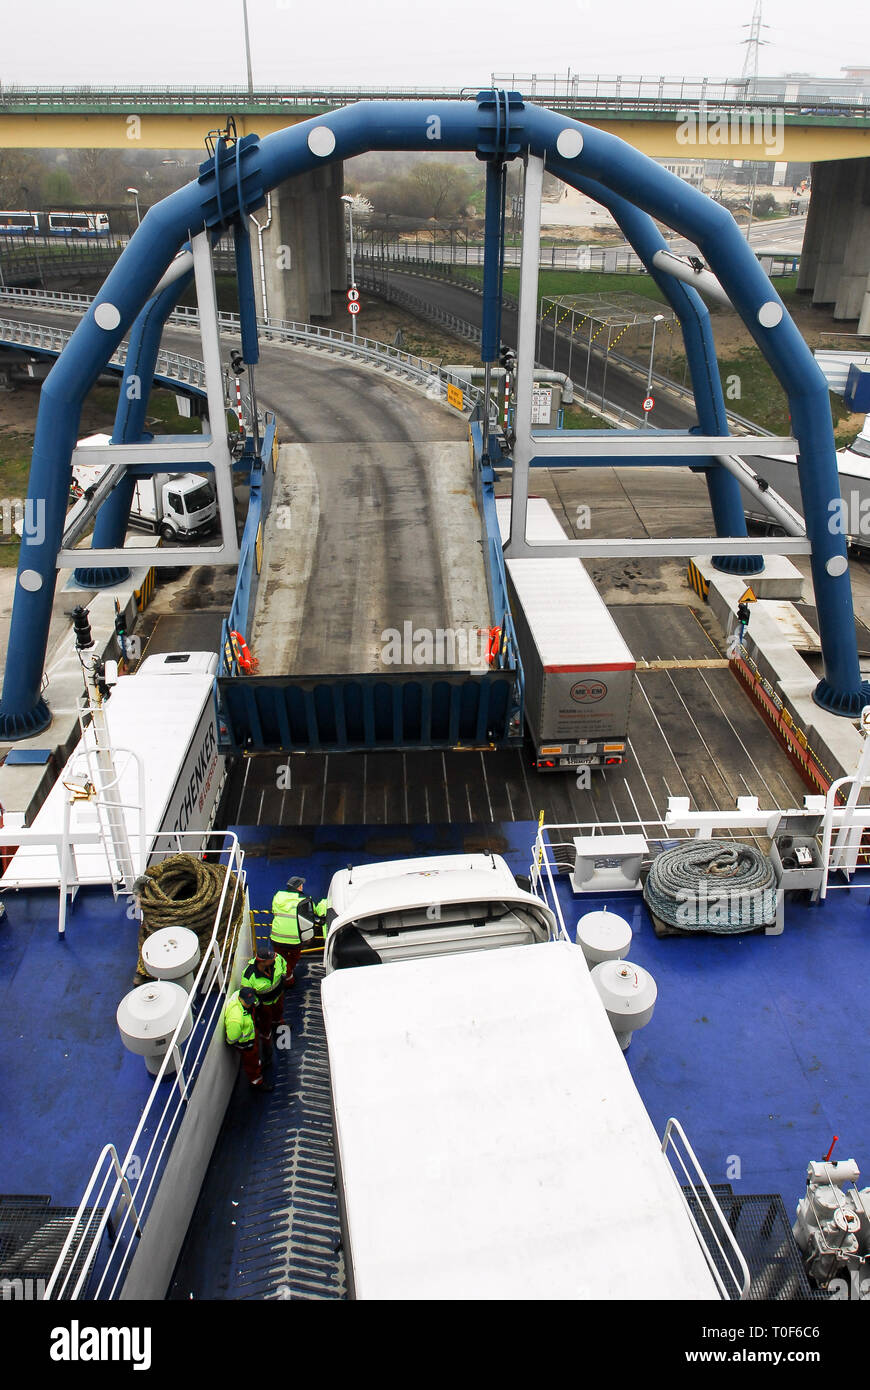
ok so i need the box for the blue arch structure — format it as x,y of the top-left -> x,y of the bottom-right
72,264 -> 197,589
546,166 -> 762,574
1,93 -> 866,738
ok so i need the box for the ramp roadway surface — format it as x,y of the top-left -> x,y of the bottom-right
252,440 -> 490,676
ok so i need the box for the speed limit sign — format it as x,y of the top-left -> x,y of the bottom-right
347,287 -> 360,303
642,395 -> 655,413
347,301 -> 360,315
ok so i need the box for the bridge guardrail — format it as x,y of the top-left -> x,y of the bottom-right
0,289 -> 500,422
1,80 -> 868,116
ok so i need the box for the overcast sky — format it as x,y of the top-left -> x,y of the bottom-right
3,0 -> 868,89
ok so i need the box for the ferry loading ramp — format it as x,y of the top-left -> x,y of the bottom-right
218,426 -> 522,755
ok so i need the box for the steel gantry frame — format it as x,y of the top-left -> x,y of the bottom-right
1,91 -> 867,739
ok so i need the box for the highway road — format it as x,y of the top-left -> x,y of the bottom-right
371,269 -> 699,429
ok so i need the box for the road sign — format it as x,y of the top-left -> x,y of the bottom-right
642,395 -> 655,413
738,587 -> 757,604
531,385 -> 553,425
347,301 -> 360,315
347,287 -> 360,303
446,383 -> 464,412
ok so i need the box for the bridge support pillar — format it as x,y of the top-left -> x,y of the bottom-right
799,158 -> 870,324
252,165 -> 343,326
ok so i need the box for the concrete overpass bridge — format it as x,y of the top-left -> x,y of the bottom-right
1,82 -> 869,160
2,82 -> 869,323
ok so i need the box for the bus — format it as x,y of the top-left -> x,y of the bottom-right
0,211 -> 41,235
46,210 -> 110,238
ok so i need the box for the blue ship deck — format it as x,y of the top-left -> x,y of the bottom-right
0,887 -> 154,1209
2,821 -> 866,1300
170,820 -> 870,1300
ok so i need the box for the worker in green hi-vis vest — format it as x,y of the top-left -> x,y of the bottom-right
224,986 -> 273,1093
270,876 -> 329,986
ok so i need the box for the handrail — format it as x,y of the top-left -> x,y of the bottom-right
661,1117 -> 752,1300
0,288 -> 496,417
41,1144 -> 141,1301
42,829 -> 248,1300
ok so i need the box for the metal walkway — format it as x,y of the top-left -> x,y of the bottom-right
170,961 -> 345,1301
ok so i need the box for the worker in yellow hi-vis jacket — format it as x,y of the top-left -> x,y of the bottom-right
270,876 -> 328,986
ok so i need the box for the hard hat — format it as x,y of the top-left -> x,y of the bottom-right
255,943 -> 276,962
239,987 -> 257,1006
286,876 -> 305,891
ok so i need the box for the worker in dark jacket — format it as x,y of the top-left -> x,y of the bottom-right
241,943 -> 287,1064
270,875 -> 329,986
224,986 -> 272,1093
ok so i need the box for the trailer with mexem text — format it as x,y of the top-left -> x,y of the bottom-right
496,497 -> 635,771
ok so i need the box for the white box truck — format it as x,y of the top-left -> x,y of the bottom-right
496,497 -> 635,771
72,434 -> 217,542
1,651 -> 226,890
320,853 -> 736,1300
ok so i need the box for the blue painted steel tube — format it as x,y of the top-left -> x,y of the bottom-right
480,162 -> 506,364
1,98 -> 865,737
233,221 -> 260,366
73,268 -> 195,588
550,163 -> 762,575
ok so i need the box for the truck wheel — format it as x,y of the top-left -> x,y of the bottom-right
159,523 -> 176,542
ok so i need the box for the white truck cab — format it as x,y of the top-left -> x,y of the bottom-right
323,852 -> 557,973
72,435 -> 217,542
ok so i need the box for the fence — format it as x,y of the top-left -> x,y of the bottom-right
355,244 -> 801,277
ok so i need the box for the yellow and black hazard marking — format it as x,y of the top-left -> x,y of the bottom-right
687,560 -> 709,601
134,567 -> 157,612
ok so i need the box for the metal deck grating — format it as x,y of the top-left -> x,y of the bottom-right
684,1186 -> 823,1301
227,963 -> 346,1301
0,1195 -> 102,1298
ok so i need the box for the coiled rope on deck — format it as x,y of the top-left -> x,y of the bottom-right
134,853 -> 244,982
643,840 -> 778,933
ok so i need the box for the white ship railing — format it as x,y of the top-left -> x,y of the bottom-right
42,829 -> 248,1301
662,1117 -> 752,1300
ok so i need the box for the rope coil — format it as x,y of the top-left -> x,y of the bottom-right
134,852 -> 244,981
643,840 -> 778,934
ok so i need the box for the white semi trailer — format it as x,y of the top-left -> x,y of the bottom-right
740,422 -> 870,548
496,497 -> 635,771
320,852 -> 745,1300
1,651 -> 225,890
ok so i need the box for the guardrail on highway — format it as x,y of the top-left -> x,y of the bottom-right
1,80 -> 868,117
0,287 -> 497,421
0,314 -> 208,393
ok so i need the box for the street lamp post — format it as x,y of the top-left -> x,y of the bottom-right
341,194 -> 357,340
241,0 -> 254,95
645,314 -> 665,427
126,187 -> 141,227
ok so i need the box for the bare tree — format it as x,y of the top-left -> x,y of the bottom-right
407,162 -> 474,222
0,149 -> 41,207
72,149 -> 128,205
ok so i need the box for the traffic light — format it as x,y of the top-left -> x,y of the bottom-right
499,344 -> 517,372
114,609 -> 127,640
72,605 -> 93,651
737,602 -> 751,628
229,350 -> 245,376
